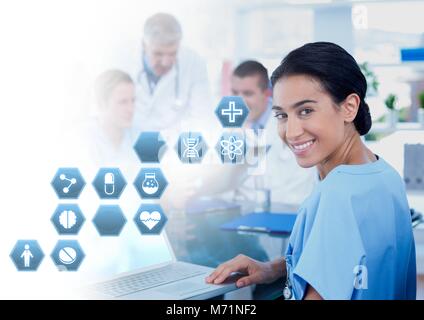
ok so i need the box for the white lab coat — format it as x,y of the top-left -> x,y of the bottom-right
134,46 -> 212,133
66,118 -> 139,169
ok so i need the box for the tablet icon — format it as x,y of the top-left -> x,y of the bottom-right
58,247 -> 77,265
51,240 -> 85,271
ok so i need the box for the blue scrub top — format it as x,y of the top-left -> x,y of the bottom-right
285,157 -> 416,300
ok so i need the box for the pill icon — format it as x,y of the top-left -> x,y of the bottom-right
104,172 -> 115,195
58,247 -> 77,265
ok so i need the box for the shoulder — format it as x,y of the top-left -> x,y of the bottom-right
298,175 -> 356,228
323,158 -> 405,197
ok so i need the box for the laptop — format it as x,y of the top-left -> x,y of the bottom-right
81,232 -> 239,300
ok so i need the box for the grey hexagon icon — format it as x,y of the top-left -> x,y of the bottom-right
134,131 -> 167,163
215,96 -> 249,128
51,204 -> 85,235
93,205 -> 127,236
10,240 -> 44,271
51,240 -> 85,271
92,168 -> 127,199
175,132 -> 208,164
133,168 -> 168,199
215,132 -> 246,164
51,168 -> 86,199
134,204 -> 168,235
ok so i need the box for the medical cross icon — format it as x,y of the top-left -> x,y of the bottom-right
215,96 -> 249,128
221,101 -> 243,123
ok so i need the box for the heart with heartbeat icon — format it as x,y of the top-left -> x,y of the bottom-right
139,211 -> 161,230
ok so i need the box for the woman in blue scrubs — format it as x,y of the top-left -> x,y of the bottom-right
206,42 -> 416,300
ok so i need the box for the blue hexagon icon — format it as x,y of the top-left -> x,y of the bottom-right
92,168 -> 127,199
175,132 -> 208,164
215,96 -> 249,128
51,240 -> 85,271
51,204 -> 85,235
51,168 -> 86,199
134,131 -> 167,163
134,204 -> 168,235
215,132 -> 246,164
133,168 -> 168,199
93,205 -> 127,236
10,240 -> 44,271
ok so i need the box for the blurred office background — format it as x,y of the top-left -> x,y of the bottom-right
0,0 -> 423,298
60,0 -> 424,298
64,0 -> 424,125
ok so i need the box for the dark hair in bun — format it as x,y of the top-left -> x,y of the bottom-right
270,42 -> 372,135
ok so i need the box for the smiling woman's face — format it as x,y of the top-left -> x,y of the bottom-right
272,75 -> 347,168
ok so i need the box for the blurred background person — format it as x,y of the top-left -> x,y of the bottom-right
165,61 -> 317,269
134,12 -> 212,134
65,70 -> 172,281
72,69 -> 139,167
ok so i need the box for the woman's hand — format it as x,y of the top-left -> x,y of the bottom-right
205,255 -> 285,288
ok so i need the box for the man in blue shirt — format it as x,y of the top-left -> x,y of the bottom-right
231,60 -> 272,132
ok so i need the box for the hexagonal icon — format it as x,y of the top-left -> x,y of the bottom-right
51,240 -> 85,271
134,204 -> 168,235
215,96 -> 249,128
92,168 -> 127,199
51,204 -> 85,235
134,131 -> 167,163
133,168 -> 168,199
175,132 -> 208,164
93,205 -> 127,236
51,168 -> 86,199
215,132 -> 246,164
10,240 -> 44,271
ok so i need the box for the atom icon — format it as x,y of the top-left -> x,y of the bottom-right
220,136 -> 244,160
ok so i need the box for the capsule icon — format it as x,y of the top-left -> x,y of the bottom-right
104,172 -> 115,195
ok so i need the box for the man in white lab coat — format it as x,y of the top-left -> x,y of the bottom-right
231,60 -> 317,207
134,13 -> 211,133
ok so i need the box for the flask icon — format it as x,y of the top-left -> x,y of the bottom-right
142,173 -> 159,195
